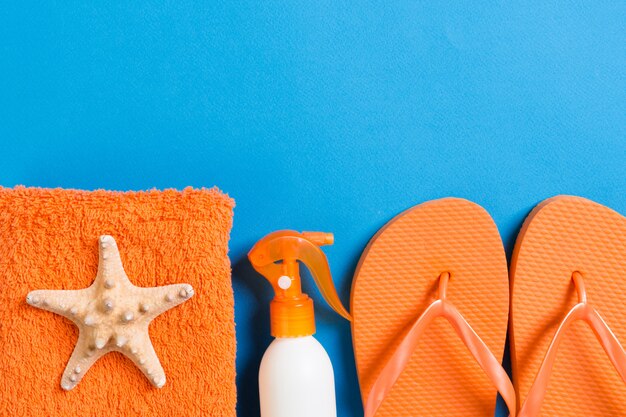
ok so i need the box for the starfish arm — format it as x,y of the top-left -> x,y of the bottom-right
26,288 -> 93,323
60,331 -> 107,391
125,330 -> 167,388
136,283 -> 194,322
95,235 -> 129,285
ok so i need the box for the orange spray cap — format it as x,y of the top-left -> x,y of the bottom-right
248,230 -> 352,338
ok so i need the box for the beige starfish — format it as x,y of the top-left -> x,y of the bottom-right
26,235 -> 194,391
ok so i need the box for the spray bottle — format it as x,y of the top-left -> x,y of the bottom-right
248,230 -> 352,417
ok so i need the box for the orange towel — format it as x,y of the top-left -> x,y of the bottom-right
0,186 -> 236,416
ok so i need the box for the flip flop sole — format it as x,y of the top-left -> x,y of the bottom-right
510,196 -> 626,415
351,198 -> 509,416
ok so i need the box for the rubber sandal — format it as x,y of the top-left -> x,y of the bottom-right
351,198 -> 516,416
510,196 -> 626,416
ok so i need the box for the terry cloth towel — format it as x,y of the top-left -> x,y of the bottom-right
0,186 -> 236,417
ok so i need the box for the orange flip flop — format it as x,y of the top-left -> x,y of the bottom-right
510,196 -> 626,416
351,198 -> 516,417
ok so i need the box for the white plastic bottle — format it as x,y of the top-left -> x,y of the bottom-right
248,231 -> 352,417
259,336 -> 336,417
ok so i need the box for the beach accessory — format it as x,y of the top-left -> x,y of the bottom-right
0,187 -> 236,416
249,230 -> 351,417
351,198 -> 515,416
510,196 -> 626,416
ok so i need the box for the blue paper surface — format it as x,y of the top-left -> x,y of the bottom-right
1,2 -> 624,416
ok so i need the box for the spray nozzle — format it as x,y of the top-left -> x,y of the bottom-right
248,230 -> 351,337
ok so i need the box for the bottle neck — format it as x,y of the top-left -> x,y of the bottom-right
270,296 -> 316,338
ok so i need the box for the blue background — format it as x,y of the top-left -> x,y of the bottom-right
1,2 -> 624,416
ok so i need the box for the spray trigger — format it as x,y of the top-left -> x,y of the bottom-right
249,230 -> 351,337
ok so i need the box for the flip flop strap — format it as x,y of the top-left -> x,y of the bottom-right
364,273 -> 516,417
519,272 -> 626,417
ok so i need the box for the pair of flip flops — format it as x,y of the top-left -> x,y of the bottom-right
351,196 -> 626,416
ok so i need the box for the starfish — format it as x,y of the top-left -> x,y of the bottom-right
26,235 -> 194,391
